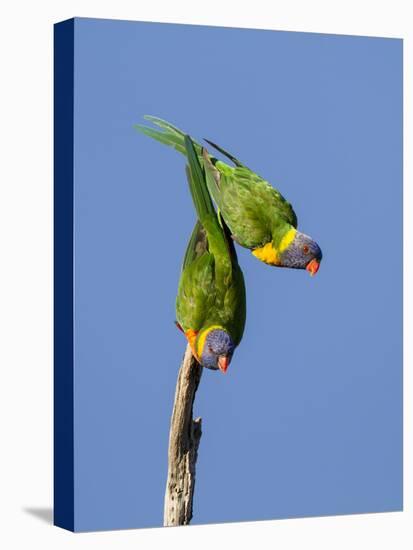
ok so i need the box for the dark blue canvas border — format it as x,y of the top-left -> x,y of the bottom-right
53,18 -> 75,532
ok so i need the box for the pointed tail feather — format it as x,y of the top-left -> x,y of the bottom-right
184,136 -> 215,224
204,138 -> 243,167
143,115 -> 186,137
184,136 -> 234,268
134,124 -> 187,154
134,115 -> 203,157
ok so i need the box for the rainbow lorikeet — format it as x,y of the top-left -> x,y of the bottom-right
175,136 -> 246,373
135,116 -> 322,275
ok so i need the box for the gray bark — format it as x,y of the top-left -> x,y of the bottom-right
163,344 -> 203,527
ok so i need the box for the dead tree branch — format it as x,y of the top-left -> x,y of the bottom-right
163,344 -> 203,526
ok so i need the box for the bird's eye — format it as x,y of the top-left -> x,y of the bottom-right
302,245 -> 310,254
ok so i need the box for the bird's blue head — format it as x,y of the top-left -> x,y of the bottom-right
198,327 -> 235,373
279,230 -> 323,275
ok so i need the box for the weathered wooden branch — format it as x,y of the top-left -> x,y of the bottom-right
163,344 -> 203,526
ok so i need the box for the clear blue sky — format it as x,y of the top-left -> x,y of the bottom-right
71,18 -> 402,531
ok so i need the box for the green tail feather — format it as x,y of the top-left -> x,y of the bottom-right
144,115 -> 185,136
204,138 -> 243,167
134,115 -> 203,157
184,135 -> 215,223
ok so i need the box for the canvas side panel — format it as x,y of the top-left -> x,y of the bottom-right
53,18 -> 75,532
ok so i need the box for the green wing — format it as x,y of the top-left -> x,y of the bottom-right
203,157 -> 298,248
222,258 -> 246,345
176,219 -> 246,344
181,220 -> 207,271
176,222 -> 216,332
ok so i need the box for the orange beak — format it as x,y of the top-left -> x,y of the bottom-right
218,355 -> 230,374
306,258 -> 320,276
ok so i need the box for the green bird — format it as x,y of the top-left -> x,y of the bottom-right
135,116 -> 322,275
175,135 -> 246,373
